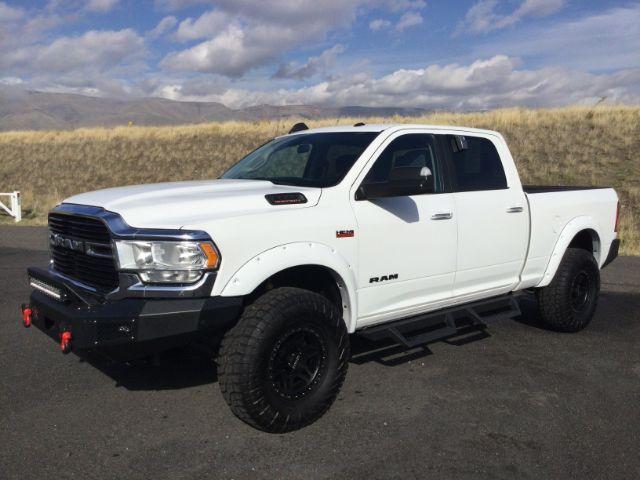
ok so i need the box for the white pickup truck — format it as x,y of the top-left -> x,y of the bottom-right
24,123 -> 620,432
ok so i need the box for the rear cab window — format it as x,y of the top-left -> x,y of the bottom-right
444,135 -> 508,192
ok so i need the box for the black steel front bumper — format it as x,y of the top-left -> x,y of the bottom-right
25,267 -> 242,355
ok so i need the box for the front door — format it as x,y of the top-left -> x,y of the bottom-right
351,132 -> 458,325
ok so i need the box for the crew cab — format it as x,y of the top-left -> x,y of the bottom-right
23,123 -> 620,432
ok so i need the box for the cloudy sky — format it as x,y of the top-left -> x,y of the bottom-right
1,0 -> 639,109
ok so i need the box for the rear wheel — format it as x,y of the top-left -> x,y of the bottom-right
218,287 -> 349,432
536,248 -> 600,332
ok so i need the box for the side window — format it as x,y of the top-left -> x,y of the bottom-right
363,134 -> 443,194
446,135 -> 507,191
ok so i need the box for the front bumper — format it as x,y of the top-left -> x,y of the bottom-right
25,267 -> 242,355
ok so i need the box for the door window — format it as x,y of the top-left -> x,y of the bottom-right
363,134 -> 444,194
446,135 -> 507,191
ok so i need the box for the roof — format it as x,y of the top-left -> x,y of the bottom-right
285,123 -> 501,137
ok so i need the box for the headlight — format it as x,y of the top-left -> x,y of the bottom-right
115,240 -> 219,284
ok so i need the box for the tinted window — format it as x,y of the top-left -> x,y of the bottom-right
221,132 -> 378,188
363,134 -> 443,194
447,135 -> 507,191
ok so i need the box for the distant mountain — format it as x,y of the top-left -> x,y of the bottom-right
0,86 -> 427,131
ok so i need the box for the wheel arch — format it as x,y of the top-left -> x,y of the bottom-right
217,242 -> 358,332
537,216 -> 602,288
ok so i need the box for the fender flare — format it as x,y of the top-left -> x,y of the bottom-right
218,242 -> 359,333
536,216 -> 602,288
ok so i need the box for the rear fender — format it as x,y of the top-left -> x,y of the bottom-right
537,216 -> 602,288
218,242 -> 358,332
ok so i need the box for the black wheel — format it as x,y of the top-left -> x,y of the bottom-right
217,287 -> 349,432
536,248 -> 600,332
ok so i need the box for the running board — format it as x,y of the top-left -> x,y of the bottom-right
358,295 -> 521,349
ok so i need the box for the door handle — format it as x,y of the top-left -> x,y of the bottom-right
431,212 -> 453,220
507,206 -> 524,213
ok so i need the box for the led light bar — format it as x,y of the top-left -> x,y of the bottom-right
29,277 -> 64,301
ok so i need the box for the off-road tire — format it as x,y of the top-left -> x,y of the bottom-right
536,248 -> 600,332
218,287 -> 349,433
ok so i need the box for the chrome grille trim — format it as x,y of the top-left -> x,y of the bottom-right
48,212 -> 119,291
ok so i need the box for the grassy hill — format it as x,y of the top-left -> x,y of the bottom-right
1,106 -> 638,255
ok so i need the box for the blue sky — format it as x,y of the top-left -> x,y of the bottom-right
1,0 -> 639,109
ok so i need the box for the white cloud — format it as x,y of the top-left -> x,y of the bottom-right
1,29 -> 146,75
174,10 -> 229,42
162,1 -> 364,76
148,15 -> 178,38
0,76 -> 23,85
211,0 -> 362,25
162,24 -> 258,77
158,55 -> 640,110
160,0 -> 431,77
0,1 -> 24,22
380,0 -> 426,12
395,11 -> 423,31
514,0 -> 565,18
273,44 -> 345,79
369,18 -> 392,31
456,0 -> 565,35
85,0 -> 119,13
154,0 -> 209,12
474,5 -> 640,72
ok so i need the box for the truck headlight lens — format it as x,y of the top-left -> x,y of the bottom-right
114,240 -> 219,284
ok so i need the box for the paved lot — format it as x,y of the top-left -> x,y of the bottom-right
1,226 -> 639,480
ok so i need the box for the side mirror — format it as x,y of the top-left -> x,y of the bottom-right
356,166 -> 433,200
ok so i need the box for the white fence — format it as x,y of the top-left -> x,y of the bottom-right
0,191 -> 21,222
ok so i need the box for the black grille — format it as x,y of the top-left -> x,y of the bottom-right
49,213 -> 111,243
48,213 -> 119,291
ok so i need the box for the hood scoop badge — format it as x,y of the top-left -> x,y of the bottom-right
265,193 -> 308,205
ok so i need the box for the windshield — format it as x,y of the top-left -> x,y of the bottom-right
221,132 -> 379,188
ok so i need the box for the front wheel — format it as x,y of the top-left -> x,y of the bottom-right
217,287 -> 349,433
536,248 -> 600,332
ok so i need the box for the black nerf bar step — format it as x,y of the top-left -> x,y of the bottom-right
359,294 -> 521,348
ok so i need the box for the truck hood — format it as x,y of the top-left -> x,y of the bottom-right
63,179 -> 321,229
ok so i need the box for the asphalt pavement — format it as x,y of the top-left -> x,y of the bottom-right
1,226 -> 639,480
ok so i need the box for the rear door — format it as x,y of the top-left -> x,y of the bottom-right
351,132 -> 458,325
441,134 -> 529,297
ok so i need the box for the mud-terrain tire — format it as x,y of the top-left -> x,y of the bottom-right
536,248 -> 600,332
218,287 -> 349,432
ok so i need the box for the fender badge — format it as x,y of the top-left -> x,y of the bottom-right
336,230 -> 354,238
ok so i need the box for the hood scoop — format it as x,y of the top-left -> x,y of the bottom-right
265,192 -> 308,205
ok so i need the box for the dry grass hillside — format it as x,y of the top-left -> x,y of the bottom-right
1,106 -> 638,255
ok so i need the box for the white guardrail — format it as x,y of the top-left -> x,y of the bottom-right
0,191 -> 22,222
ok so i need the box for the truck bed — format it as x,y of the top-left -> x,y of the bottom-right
523,185 -> 610,194
519,185 -> 618,288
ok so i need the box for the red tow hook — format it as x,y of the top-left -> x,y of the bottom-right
60,331 -> 72,354
21,304 -> 32,328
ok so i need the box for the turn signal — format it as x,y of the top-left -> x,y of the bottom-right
200,242 -> 220,269
614,201 -> 620,233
